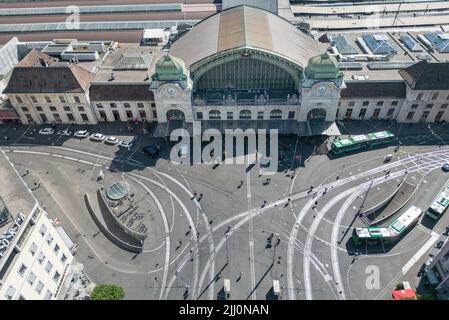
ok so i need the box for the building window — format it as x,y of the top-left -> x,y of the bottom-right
421,111 -> 430,120
139,110 -> 147,119
39,224 -> 47,237
30,96 -> 38,103
61,254 -> 67,263
240,110 -> 252,120
137,103 -> 144,108
63,106 -> 70,112
126,111 -> 133,119
25,114 -> 33,122
345,108 -> 353,119
209,110 -> 221,120
431,93 -> 439,100
80,114 -> 88,121
36,106 -> 43,112
74,96 -> 81,103
411,104 -> 418,109
37,252 -> 45,265
269,109 -> 282,119
46,233 -> 53,246
67,113 -> 74,121
26,272 -> 37,286
78,106 -> 85,112
406,111 -> 415,120
4,286 -> 16,300
35,281 -> 44,294
59,96 -> 66,103
391,101 -> 398,106
435,111 -> 445,122
372,108 -> 381,119
21,107 -> 28,112
288,111 -> 295,119
54,244 -> 60,254
376,101 -> 384,107
257,111 -> 264,119
44,290 -> 52,300
426,104 -> 434,109
18,263 -> 27,276
338,101 -> 341,107
16,96 -> 23,104
227,112 -> 234,120
348,101 -> 355,107
29,242 -> 38,256
152,110 -> 157,118
362,101 -> 369,107
96,104 -> 103,109
441,104 -> 448,109
45,261 -> 53,273
49,106 -> 57,112
124,103 -> 131,109
110,103 -> 117,108
53,271 -> 61,282
359,108 -> 367,118
45,96 -> 52,103
196,112 -> 203,120
387,108 -> 395,117
151,102 -> 156,108
416,93 -> 423,101
40,114 -> 48,123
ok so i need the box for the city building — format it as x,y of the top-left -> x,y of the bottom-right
0,151 -> 77,300
1,5 -> 449,135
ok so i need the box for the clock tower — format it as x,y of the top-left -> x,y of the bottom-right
150,54 -> 194,123
298,52 -> 345,123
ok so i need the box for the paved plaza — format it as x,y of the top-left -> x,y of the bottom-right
0,121 -> 449,300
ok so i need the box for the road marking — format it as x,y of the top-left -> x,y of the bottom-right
401,231 -> 439,275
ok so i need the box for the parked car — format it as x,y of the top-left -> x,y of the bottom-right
57,129 -> 73,136
384,154 -> 393,162
90,133 -> 106,142
142,144 -> 161,157
118,139 -> 133,149
74,130 -> 89,138
105,136 -> 119,145
443,162 -> 449,171
38,127 -> 55,135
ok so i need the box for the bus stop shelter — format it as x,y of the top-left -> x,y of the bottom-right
392,289 -> 417,300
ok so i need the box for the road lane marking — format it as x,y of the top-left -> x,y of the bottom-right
401,231 -> 439,275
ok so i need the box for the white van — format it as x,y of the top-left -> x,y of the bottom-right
224,279 -> 231,299
273,280 -> 280,298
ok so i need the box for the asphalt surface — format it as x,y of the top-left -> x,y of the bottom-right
0,121 -> 448,300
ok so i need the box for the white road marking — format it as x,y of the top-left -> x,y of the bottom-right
401,231 -> 439,275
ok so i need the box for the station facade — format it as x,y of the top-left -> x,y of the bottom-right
2,5 -> 449,135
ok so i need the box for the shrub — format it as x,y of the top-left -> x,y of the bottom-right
91,284 -> 124,300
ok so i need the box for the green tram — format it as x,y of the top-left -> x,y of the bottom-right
330,131 -> 395,156
352,205 -> 423,245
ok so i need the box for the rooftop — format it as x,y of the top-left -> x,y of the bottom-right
170,5 -> 320,70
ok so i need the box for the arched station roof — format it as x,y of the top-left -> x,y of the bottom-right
169,5 -> 320,72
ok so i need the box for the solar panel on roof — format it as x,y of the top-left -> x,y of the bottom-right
330,35 -> 358,55
400,35 -> 423,52
362,34 -> 397,55
423,33 -> 449,53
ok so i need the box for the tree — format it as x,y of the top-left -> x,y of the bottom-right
91,284 -> 124,300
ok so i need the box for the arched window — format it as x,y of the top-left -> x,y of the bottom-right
239,110 -> 251,120
166,109 -> 185,121
209,110 -> 221,120
270,109 -> 282,119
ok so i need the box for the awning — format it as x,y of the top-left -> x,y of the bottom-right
0,110 -> 19,120
392,289 -> 417,300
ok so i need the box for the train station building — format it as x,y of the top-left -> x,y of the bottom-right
2,5 -> 449,135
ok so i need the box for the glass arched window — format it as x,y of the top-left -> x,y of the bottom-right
209,110 -> 221,120
166,109 -> 185,121
239,110 -> 251,120
270,109 -> 282,119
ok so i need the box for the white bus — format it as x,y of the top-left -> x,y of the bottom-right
426,190 -> 449,220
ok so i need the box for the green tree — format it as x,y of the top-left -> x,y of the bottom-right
91,284 -> 125,300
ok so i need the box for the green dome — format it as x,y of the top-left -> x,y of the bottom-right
152,55 -> 187,81
305,52 -> 341,80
